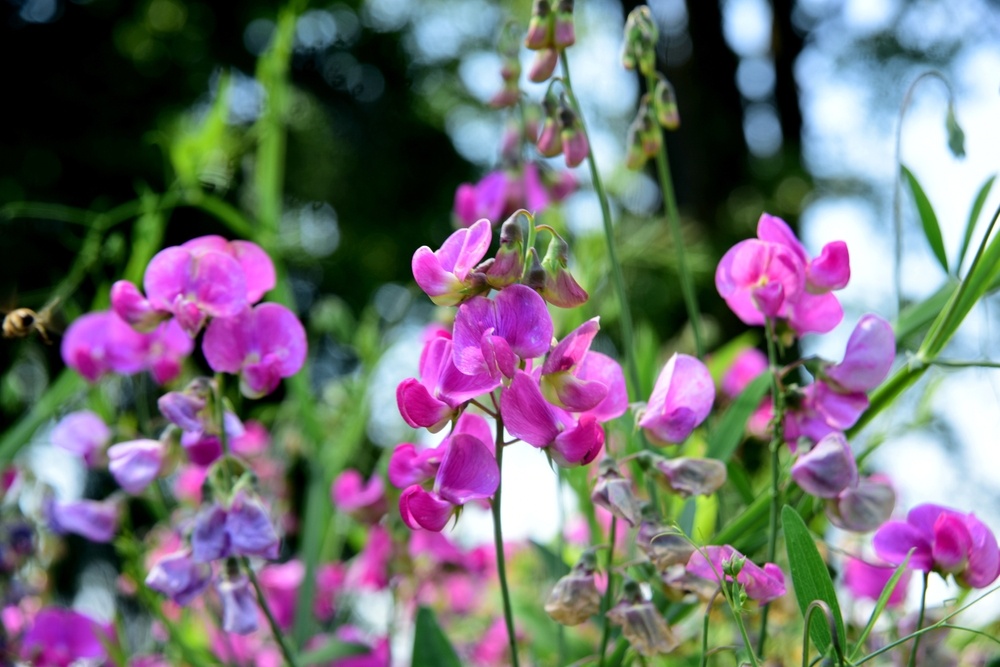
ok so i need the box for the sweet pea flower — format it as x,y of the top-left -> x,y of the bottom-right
396,334 -> 500,432
347,524 -> 393,590
715,239 -> 804,324
49,498 -> 120,543
389,413 -> 492,488
757,213 -> 849,294
501,370 -> 606,466
873,503 -> 1000,588
453,163 -> 576,228
843,556 -> 911,607
50,410 -> 110,467
823,314 -> 896,393
19,607 -> 111,667
145,549 -> 212,606
218,574 -> 259,635
790,432 -> 858,498
108,439 -> 165,494
399,433 -> 500,532
720,347 -> 768,399
412,219 -> 492,306
332,470 -> 387,522
452,284 -> 554,380
606,579 -> 679,657
191,491 -> 279,562
826,474 -> 896,533
540,318 -> 608,411
686,545 -> 786,603
258,560 -> 304,629
639,353 -> 715,445
181,236 -> 276,303
202,303 -> 307,399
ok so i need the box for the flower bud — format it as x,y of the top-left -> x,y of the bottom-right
624,95 -> 660,172
636,511 -> 695,571
558,104 -> 589,167
652,75 -> 680,130
591,458 -> 641,526
652,457 -> 727,498
606,579 -> 679,657
791,432 -> 858,498
553,0 -> 575,48
484,211 -> 526,289
525,0 -> 554,50
544,548 -> 601,625
108,439 -> 166,495
622,6 -> 659,76
528,48 -> 560,83
538,231 -> 588,308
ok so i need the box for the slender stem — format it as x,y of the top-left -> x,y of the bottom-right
757,317 -> 785,658
701,588 -> 722,667
721,579 -> 761,667
559,53 -> 642,400
643,72 -> 704,358
556,468 -> 567,667
906,572 -> 930,667
597,516 -> 618,667
492,414 -> 520,667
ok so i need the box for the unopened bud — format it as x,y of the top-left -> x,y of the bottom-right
622,6 -> 659,76
539,231 -> 588,308
722,554 -> 746,578
544,548 -> 601,625
591,458 -> 641,526
826,474 -> 895,533
637,518 -> 695,571
529,47 -> 560,83
653,75 -> 680,130
652,457 -> 727,498
625,94 -> 660,170
558,103 -> 588,167
525,0 -> 554,50
606,578 -> 680,657
553,0 -> 576,48
484,211 -> 527,289
537,116 -> 563,157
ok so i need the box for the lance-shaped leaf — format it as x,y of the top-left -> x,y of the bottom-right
902,165 -> 948,275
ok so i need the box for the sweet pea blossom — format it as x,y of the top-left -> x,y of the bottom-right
389,413 -> 492,488
398,433 -> 499,532
720,347 -> 767,399
218,574 -> 259,634
191,491 -> 280,562
843,556 -> 911,607
453,162 -> 576,228
49,498 -> 120,543
50,410 -> 110,466
258,560 -> 305,629
107,439 -> 165,494
19,607 -> 111,667
145,549 -> 212,606
332,470 -> 387,522
181,236 -> 276,303
202,303 -> 307,399
826,474 -> 896,533
412,219 -> 492,306
873,503 -> 1000,588
686,545 -> 786,603
540,318 -> 608,411
790,432 -> 858,498
639,353 -> 714,445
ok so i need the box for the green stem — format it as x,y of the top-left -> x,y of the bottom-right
721,579 -> 761,667
559,53 -> 641,400
492,413 -> 520,667
643,71 -> 704,358
906,572 -> 929,667
701,588 -> 721,667
597,516 -> 618,667
757,317 -> 785,657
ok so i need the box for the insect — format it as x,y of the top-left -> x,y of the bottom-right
2,297 -> 60,345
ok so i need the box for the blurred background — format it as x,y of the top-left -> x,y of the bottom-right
3,0 -> 1000,619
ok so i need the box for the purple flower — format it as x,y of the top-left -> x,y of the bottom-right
145,549 -> 212,606
412,219 -> 492,306
399,433 -> 500,532
826,474 -> 896,533
686,545 -> 786,603
108,439 -> 165,494
49,498 -> 120,543
823,314 -> 896,393
452,284 -> 554,380
791,432 -> 858,499
217,574 -> 259,635
639,353 -> 715,445
396,333 -> 500,432
191,491 -> 279,562
203,303 -> 307,399
19,607 -> 111,667
50,410 -> 110,466
452,163 -> 576,228
843,556 -> 911,608
389,413 -> 492,488
873,503 -> 1000,588
159,380 -> 244,466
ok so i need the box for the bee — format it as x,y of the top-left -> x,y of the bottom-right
2,297 -> 60,345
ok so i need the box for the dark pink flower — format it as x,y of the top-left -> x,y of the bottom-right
389,413 -> 492,488
720,348 -> 767,399
181,236 -> 276,303
540,318 -> 607,411
412,219 -> 492,306
639,353 -> 715,445
686,545 -> 786,603
823,314 -> 895,393
19,607 -> 111,667
757,213 -> 849,294
873,503 -> 1000,588
843,556 -> 911,607
332,470 -> 386,522
715,239 -> 804,325
203,303 -> 307,399
258,560 -> 304,630
50,410 -> 110,467
347,524 -> 393,589
453,163 -> 576,228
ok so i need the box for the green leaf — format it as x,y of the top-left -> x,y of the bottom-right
957,174 -> 996,272
412,606 -> 463,667
707,373 -> 770,461
902,165 -> 949,274
848,553 -> 912,661
531,539 -> 570,579
299,641 -> 369,665
781,506 -> 846,658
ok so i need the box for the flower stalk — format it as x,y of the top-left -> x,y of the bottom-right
492,410 -> 521,667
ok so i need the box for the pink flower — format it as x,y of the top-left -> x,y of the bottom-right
50,410 -> 110,467
790,432 -> 858,499
539,318 -> 608,411
873,503 -> 1000,589
843,556 -> 911,607
823,314 -> 895,393
203,303 -> 307,399
180,236 -> 276,303
347,524 -> 393,589
258,560 -> 304,630
19,607 -> 111,667
49,498 -> 120,543
686,545 -> 786,603
412,219 -> 492,306
389,413 -> 492,489
332,470 -> 386,522
108,439 -> 165,494
639,353 -> 715,445
453,163 -> 576,228
720,348 -> 767,399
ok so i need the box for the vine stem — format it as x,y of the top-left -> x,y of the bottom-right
559,52 -> 642,400
492,410 -> 520,667
643,71 -> 704,358
906,572 -> 930,667
757,317 -> 785,658
597,516 -> 618,667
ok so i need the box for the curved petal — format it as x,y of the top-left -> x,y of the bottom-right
826,314 -> 895,393
230,240 -> 276,303
963,515 -> 1000,588
500,371 -> 560,447
494,284 -> 553,361
552,415 -> 604,466
789,291 -> 843,335
932,513 -> 972,573
108,439 -> 164,494
807,241 -> 850,293
252,303 -> 308,377
756,212 -> 808,264
436,433 -> 499,504
578,352 -> 628,421
396,379 -> 453,432
202,306 -> 251,373
399,486 -> 454,532
388,443 -> 443,488
227,492 -> 279,559
873,521 -> 932,571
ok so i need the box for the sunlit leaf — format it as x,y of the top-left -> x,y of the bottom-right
902,165 -> 948,275
957,174 -> 996,272
412,606 -> 463,667
849,552 -> 912,661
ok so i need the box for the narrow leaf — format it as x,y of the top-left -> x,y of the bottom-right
707,373 -> 770,461
782,506 -> 846,658
957,174 -> 996,272
902,165 -> 949,274
848,553 -> 912,661
412,606 -> 463,667
299,641 -> 369,665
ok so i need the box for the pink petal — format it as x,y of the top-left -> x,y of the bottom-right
230,240 -> 276,303
639,353 -> 715,445
826,314 -> 895,393
500,371 -> 560,447
932,513 -> 972,573
436,433 -> 499,504
541,318 -> 599,375
577,352 -> 628,421
789,291 -> 843,335
202,307 -> 251,373
399,486 -> 454,532
551,415 -> 604,466
396,379 -> 452,432
873,521 -> 933,571
756,213 -> 808,264
807,241 -> 850,293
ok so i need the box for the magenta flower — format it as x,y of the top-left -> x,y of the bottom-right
843,556 -> 911,607
108,439 -> 165,494
49,498 -> 120,543
686,545 -> 786,603
501,370 -> 606,466
823,314 -> 896,393
453,163 -> 576,228
412,219 -> 492,306
191,491 -> 279,562
143,319 -> 196,384
399,433 -> 500,532
347,524 -> 393,590
715,239 -> 804,324
452,284 -> 553,380
19,607 -> 111,667
720,347 -> 767,399
389,413 -> 492,488
540,318 -> 609,411
639,353 -> 715,445
50,410 -> 110,467
203,303 -> 307,399
790,432 -> 858,499
217,574 -> 259,635
873,503 -> 1000,588
145,549 -> 212,606
757,213 -> 849,294
396,334 -> 500,432
331,469 -> 387,522
258,560 -> 305,630
181,236 -> 276,303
